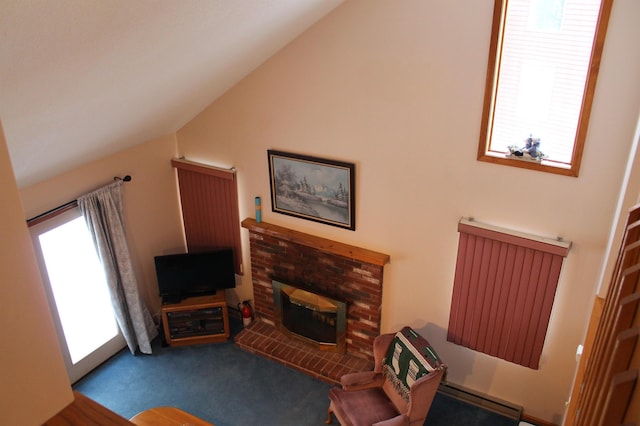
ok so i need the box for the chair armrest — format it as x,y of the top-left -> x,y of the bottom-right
340,371 -> 385,391
407,368 -> 444,423
373,414 -> 409,426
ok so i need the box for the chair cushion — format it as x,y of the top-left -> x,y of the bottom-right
382,327 -> 443,402
328,387 -> 400,426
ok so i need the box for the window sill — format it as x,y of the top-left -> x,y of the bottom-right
505,152 -> 545,163
478,151 -> 577,177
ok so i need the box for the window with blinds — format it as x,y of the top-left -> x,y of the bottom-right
447,219 -> 571,369
477,0 -> 613,177
172,158 -> 243,275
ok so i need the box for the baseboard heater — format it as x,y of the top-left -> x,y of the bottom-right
438,382 -> 523,420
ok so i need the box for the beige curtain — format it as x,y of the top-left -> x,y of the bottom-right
78,181 -> 157,354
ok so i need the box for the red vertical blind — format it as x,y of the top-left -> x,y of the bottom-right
448,219 -> 571,369
172,159 -> 243,275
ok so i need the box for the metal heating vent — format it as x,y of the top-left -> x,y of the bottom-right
438,382 -> 523,420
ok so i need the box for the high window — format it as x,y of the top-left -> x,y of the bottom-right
477,0 -> 613,176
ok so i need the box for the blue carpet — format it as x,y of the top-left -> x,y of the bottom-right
426,392 -> 518,426
74,340 -> 332,425
74,330 -> 519,426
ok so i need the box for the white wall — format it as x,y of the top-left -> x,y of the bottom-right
176,0 -> 640,422
0,119 -> 73,425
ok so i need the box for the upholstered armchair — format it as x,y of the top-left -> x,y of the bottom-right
326,327 -> 445,426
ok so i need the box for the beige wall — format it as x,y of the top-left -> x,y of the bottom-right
20,134 -> 186,318
596,115 -> 640,296
5,0 -> 639,423
0,120 -> 73,424
176,0 -> 640,422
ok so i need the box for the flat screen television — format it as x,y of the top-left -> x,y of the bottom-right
154,248 -> 235,303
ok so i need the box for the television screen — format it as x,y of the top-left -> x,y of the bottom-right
154,249 -> 236,303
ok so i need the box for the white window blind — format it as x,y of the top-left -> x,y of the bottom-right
489,0 -> 601,164
478,0 -> 612,177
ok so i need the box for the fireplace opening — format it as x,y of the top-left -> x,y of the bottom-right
272,280 -> 346,353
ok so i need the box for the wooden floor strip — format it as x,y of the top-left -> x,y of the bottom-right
43,391 -> 133,425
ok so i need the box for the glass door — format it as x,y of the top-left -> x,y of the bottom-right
30,208 -> 125,383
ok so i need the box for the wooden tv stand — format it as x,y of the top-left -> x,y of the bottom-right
161,292 -> 229,347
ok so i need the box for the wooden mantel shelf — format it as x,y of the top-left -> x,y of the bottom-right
241,218 -> 390,267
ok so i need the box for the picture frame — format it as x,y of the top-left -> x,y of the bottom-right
267,150 -> 355,230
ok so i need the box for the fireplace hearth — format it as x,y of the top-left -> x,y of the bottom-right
235,219 -> 390,383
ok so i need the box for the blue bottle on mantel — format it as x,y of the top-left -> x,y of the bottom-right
255,196 -> 262,223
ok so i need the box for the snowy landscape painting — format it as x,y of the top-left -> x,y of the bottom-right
268,150 -> 355,230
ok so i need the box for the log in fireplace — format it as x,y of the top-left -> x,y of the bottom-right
272,280 -> 346,353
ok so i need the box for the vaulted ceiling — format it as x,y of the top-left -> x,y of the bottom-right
0,0 -> 343,187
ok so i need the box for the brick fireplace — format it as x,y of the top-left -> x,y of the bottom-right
235,218 -> 390,383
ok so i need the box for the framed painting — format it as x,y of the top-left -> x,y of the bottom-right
267,150 -> 355,230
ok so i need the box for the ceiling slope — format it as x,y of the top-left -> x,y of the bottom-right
0,0 -> 343,187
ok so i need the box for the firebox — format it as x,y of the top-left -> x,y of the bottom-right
272,280 -> 346,353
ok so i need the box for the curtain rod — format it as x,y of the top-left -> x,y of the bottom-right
171,158 -> 236,174
459,217 -> 571,250
26,175 -> 132,226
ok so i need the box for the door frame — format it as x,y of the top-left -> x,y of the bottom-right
29,207 -> 126,384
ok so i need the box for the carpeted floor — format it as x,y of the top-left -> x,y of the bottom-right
74,324 -> 519,426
